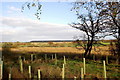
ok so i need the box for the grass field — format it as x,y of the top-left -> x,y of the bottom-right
10,46 -> 110,55
1,41 -> 120,79
2,52 -> 120,79
1,41 -> 110,55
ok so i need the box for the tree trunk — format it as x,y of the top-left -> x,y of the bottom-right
88,45 -> 93,56
84,38 -> 94,57
84,45 -> 90,57
88,40 -> 94,56
88,35 -> 94,56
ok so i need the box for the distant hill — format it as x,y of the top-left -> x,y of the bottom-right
30,40 -> 75,42
30,39 -> 117,42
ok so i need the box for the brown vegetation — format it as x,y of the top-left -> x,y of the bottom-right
9,46 -> 110,55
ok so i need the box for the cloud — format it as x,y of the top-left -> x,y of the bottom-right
7,6 -> 21,13
1,17 -> 84,42
9,6 -> 21,12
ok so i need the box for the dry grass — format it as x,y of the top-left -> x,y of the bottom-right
10,46 -> 110,55
11,47 -> 82,54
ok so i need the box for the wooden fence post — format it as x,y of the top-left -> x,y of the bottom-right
55,54 -> 57,65
74,76 -> 77,80
38,69 -> 41,80
106,56 -> 108,64
0,58 -> 3,80
103,60 -> 107,79
45,54 -> 47,62
62,64 -> 65,79
31,54 -> 33,61
9,73 -> 11,80
52,54 -> 53,60
81,68 -> 84,79
9,67 -> 12,80
34,55 -> 37,60
83,58 -> 86,75
23,57 -> 26,62
64,56 -> 66,65
28,65 -> 32,79
19,57 -> 23,73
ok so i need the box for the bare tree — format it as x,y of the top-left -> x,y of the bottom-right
100,2 -> 120,64
70,2 -> 105,57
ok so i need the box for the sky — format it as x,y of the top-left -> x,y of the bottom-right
0,2 -> 85,42
0,1 -> 115,42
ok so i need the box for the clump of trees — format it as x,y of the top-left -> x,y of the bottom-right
70,1 -> 120,62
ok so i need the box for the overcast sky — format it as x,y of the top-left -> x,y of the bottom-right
0,2 -> 86,42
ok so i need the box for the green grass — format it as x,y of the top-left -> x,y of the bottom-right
1,41 -> 111,48
2,51 -> 120,79
22,57 -> 120,78
100,42 -> 110,45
